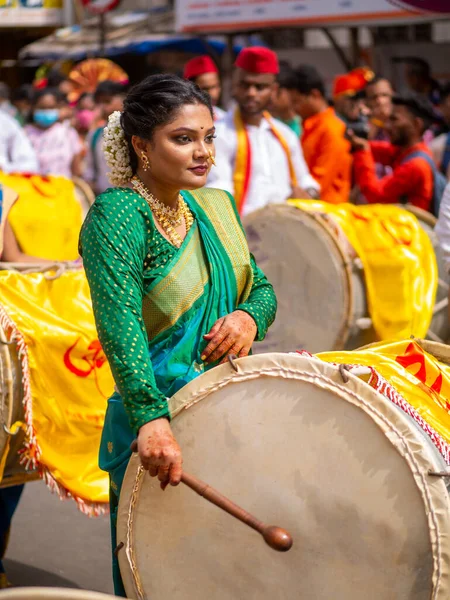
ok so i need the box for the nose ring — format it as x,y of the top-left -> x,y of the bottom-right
208,150 -> 216,166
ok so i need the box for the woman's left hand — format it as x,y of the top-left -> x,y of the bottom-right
201,310 -> 257,365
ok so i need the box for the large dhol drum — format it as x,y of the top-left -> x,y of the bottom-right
117,352 -> 450,600
243,204 -> 449,353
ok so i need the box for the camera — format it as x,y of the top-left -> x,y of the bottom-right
345,119 -> 370,140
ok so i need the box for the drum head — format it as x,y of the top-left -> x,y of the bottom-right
243,205 -> 352,353
118,353 -> 450,600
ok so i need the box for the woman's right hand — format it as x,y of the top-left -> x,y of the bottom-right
137,418 -> 183,490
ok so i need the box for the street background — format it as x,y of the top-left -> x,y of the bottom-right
6,482 -> 112,592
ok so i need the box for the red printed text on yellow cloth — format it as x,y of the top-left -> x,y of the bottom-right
394,341 -> 450,408
64,337 -> 109,398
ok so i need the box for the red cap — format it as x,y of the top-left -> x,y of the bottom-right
333,67 -> 374,98
183,56 -> 219,80
235,47 -> 279,75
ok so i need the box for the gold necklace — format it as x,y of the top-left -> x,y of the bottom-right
131,176 -> 194,248
131,176 -> 183,225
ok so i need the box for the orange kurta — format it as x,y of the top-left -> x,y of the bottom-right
301,107 -> 352,204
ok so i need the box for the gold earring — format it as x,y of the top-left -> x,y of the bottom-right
141,153 -> 150,172
208,150 -> 216,166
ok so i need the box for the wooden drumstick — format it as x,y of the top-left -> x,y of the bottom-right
130,439 -> 293,551
180,471 -> 293,552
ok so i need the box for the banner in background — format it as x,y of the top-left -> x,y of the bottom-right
0,0 -> 62,26
176,0 -> 440,33
391,0 -> 450,13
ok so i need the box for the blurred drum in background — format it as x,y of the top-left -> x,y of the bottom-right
117,350 -> 450,600
73,175 -> 95,219
243,202 -> 449,354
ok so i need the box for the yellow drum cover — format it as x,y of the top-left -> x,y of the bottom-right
318,338 -> 450,450
0,268 -> 113,514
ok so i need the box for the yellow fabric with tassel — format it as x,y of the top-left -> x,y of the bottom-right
0,173 -> 82,261
317,339 -> 450,447
289,200 -> 437,341
0,268 -> 112,513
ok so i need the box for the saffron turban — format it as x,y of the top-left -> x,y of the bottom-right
183,56 -> 219,79
333,67 -> 375,98
235,47 -> 279,75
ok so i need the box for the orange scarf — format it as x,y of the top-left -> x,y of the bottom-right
233,109 -> 298,214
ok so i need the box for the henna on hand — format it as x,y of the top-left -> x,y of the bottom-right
137,418 -> 183,489
201,310 -> 257,365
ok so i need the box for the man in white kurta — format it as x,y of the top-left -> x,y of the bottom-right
208,110 -> 318,215
206,47 -> 319,216
0,111 -> 37,173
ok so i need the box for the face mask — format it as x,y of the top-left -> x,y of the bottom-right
33,108 -> 60,128
76,109 -> 96,131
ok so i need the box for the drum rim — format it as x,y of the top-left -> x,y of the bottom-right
0,302 -> 38,489
402,203 -> 437,228
415,339 -> 450,366
72,176 -> 95,208
117,352 -> 450,600
243,204 -> 355,350
0,588 -> 118,599
0,320 -> 14,436
0,303 -> 43,489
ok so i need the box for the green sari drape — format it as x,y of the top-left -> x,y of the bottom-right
83,187 -> 266,596
99,186 -> 255,480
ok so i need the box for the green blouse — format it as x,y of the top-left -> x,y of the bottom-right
80,187 -> 277,431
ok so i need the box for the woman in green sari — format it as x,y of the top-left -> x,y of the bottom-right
79,74 -> 277,596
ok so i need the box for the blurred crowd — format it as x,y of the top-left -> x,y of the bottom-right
0,51 -> 450,221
